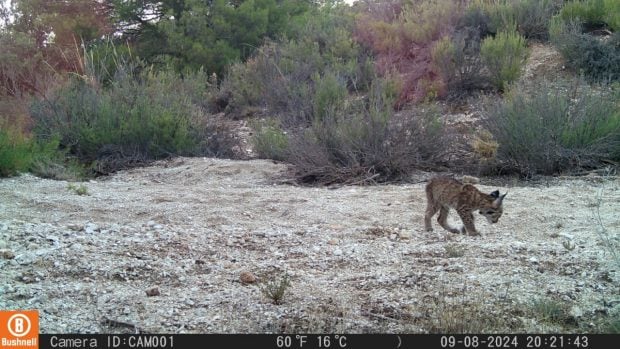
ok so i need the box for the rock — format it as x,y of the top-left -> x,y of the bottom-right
398,231 -> 412,240
0,240 -> 7,249
240,271 -> 257,284
529,257 -> 539,264
84,223 -> 99,234
333,248 -> 343,256
327,238 -> 339,245
570,306 -> 583,318
0,249 -> 15,259
145,287 -> 161,297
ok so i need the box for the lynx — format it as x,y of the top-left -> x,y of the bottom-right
424,176 -> 507,236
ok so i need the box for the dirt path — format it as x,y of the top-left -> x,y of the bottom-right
0,157 -> 618,333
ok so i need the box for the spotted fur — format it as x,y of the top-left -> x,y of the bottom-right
424,176 -> 507,236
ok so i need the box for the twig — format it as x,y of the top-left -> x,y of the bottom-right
101,317 -> 145,334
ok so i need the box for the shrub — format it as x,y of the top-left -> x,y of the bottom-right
312,71 -> 348,121
531,298 -> 571,325
355,0 -> 464,104
28,136 -> 86,180
511,0 -> 562,41
30,66 -> 234,174
559,0 -> 618,31
0,127 -> 84,179
284,80 -> 452,185
480,30 -> 528,91
220,3 -> 372,125
0,126 -> 32,177
483,79 -> 620,177
260,274 -> 291,305
251,118 -> 289,161
550,21 -> 620,82
432,29 -> 489,100
481,0 -> 561,41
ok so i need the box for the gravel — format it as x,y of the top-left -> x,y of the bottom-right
0,157 -> 618,333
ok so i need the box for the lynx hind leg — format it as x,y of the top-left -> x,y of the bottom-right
457,209 -> 480,236
437,206 -> 461,234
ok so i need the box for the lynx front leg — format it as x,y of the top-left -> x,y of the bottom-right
424,204 -> 439,232
457,209 -> 480,236
437,206 -> 461,234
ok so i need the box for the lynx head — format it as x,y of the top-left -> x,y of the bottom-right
479,190 -> 507,224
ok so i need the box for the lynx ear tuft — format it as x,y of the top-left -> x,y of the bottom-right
490,190 -> 500,198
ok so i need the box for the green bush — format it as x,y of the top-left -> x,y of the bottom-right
30,67 -> 233,174
511,0 -> 561,40
481,30 -> 528,91
560,0 -> 619,31
0,128 -> 84,179
481,0 -> 561,41
0,127 -> 32,177
220,3 -> 372,125
312,71 -> 348,121
28,136 -> 86,180
483,79 -> 620,177
251,118 -> 289,161
550,21 -> 620,82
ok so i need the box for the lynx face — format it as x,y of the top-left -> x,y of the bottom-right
479,190 -> 504,224
479,207 -> 503,224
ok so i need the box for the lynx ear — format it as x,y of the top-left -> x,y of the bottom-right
492,192 -> 507,208
490,190 -> 500,198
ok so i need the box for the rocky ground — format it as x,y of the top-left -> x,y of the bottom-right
0,157 -> 618,333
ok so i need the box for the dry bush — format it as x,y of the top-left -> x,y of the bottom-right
284,89 -> 454,185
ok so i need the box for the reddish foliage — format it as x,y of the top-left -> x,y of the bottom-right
354,0 -> 464,106
1,0 -> 113,97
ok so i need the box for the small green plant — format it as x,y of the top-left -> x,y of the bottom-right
444,244 -> 466,258
531,297 -> 570,324
481,30 -> 527,91
423,282 -> 510,333
562,240 -> 576,251
260,274 -> 291,305
601,311 -> 620,333
67,183 -> 89,196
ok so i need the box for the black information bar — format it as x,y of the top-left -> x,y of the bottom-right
39,334 -> 615,349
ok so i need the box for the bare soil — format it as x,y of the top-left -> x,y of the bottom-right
0,157 -> 618,333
